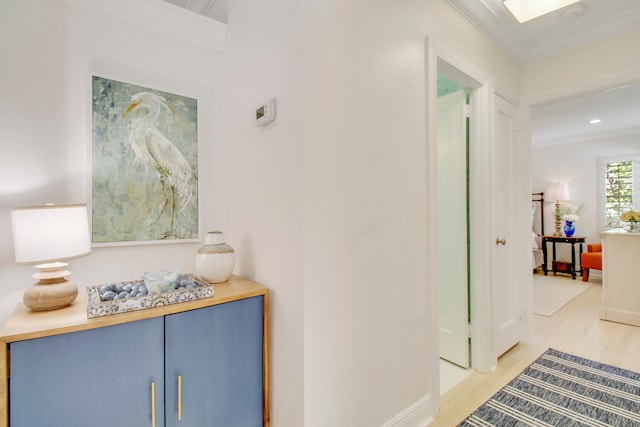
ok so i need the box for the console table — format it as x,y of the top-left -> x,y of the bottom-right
0,275 -> 270,427
541,235 -> 585,279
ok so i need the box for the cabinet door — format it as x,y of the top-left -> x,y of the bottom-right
165,296 -> 263,427
10,317 -> 165,427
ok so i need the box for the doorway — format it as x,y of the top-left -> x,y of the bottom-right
436,73 -> 472,393
436,59 -> 477,394
430,49 -> 530,402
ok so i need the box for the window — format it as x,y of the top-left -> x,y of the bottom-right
598,155 -> 640,230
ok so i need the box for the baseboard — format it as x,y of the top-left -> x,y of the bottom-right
600,306 -> 640,327
380,394 -> 434,427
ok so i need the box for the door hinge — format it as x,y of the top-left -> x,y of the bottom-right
464,104 -> 472,118
467,323 -> 472,338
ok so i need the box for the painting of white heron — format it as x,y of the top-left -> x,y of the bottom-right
91,75 -> 198,244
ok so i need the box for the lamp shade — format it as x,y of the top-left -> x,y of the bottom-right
503,0 -> 581,23
545,182 -> 570,202
11,204 -> 91,264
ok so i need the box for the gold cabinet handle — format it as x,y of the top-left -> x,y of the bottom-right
496,238 -> 507,246
177,375 -> 183,420
151,381 -> 156,427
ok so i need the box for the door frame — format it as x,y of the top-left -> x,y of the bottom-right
426,38 -> 532,406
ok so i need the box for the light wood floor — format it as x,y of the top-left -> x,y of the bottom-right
429,277 -> 640,426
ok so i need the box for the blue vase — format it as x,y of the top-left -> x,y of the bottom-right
564,221 -> 575,237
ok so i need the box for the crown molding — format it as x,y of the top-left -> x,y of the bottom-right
445,0 -> 640,63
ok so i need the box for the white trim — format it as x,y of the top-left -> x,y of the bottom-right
468,83 -> 497,373
493,85 -> 520,111
434,46 -> 489,88
523,74 -> 640,108
518,103 -> 534,346
596,154 -> 640,232
63,0 -> 227,53
424,36 -> 441,413
380,394 -> 434,427
600,307 -> 640,327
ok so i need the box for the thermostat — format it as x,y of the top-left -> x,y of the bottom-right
256,98 -> 276,127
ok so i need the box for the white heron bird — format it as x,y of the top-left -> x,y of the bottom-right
122,92 -> 194,235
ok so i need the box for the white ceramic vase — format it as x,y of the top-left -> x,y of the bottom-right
195,231 -> 236,283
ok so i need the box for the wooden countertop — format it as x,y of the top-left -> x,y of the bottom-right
600,230 -> 640,238
0,275 -> 267,343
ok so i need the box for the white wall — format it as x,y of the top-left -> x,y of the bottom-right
301,0 -> 518,425
218,0 -> 520,424
0,0 -> 66,316
520,28 -> 640,100
221,0 -> 304,425
0,2 -> 223,324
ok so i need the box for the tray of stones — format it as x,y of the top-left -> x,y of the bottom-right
86,273 -> 214,318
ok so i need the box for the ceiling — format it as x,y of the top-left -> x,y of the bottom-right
444,1 -> 640,148
445,0 -> 640,63
532,83 -> 640,147
162,0 -> 640,147
164,0 -> 640,64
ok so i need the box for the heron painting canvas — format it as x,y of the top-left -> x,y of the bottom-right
91,75 -> 198,244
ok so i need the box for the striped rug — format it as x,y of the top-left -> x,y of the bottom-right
458,348 -> 640,426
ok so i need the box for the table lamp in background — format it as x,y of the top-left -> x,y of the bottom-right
545,182 -> 570,237
10,204 -> 91,311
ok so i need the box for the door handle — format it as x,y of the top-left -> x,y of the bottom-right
177,375 -> 182,420
496,238 -> 507,246
151,381 -> 156,427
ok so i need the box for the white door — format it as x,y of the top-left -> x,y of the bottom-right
437,90 -> 469,368
492,94 -> 520,358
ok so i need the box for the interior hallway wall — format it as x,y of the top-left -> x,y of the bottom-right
520,28 -> 640,99
0,0 -> 223,324
220,0 -> 304,425
301,0 -> 518,424
0,0 -> 526,425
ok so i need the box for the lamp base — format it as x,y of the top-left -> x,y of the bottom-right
553,201 -> 562,236
23,279 -> 78,311
24,262 -> 78,311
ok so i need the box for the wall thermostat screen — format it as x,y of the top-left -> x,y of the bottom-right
257,106 -> 265,119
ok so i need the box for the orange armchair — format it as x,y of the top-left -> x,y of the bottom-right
581,243 -> 602,282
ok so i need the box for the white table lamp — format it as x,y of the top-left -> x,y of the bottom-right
11,204 -> 91,311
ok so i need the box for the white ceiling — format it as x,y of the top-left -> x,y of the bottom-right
162,0 -> 640,147
444,1 -> 640,148
532,83 -> 640,147
445,0 -> 640,63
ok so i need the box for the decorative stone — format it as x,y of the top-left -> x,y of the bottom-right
86,273 -> 214,318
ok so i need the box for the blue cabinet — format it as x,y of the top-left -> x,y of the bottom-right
165,296 -> 263,426
10,317 -> 165,427
8,296 -> 264,427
